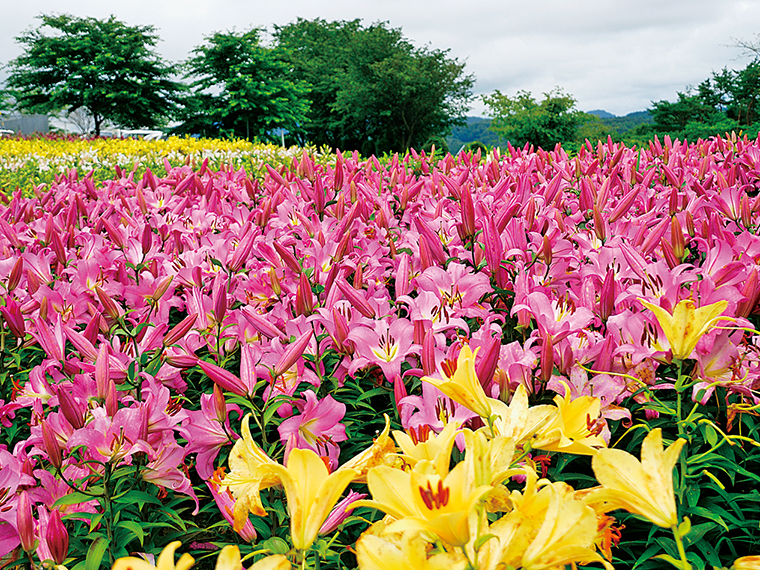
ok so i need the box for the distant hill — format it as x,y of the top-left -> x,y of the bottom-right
591,110 -> 653,134
446,116 -> 501,152
588,109 -> 616,119
445,110 -> 653,151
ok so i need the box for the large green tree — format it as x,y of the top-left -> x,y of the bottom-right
176,29 -> 310,142
482,88 -> 585,150
274,19 -> 473,154
5,14 -> 182,135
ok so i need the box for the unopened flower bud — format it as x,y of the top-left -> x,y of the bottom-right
57,387 -> 85,430
16,491 -> 36,553
7,257 -> 23,293
151,275 -> 174,302
274,330 -> 313,377
46,509 -> 69,565
41,419 -> 62,469
163,314 -> 198,347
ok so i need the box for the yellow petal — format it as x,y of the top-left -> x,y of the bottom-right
588,428 -> 685,528
214,546 -> 241,570
247,555 -> 291,570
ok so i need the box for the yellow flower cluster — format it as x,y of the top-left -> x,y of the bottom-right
112,345 -> 693,570
0,136 -> 336,194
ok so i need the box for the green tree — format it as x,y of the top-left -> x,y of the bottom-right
5,14 -> 182,136
176,29 -> 310,142
482,88 -> 585,150
649,91 -> 721,133
274,18 -> 473,154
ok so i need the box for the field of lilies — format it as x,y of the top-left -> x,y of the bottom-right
1,133 -> 760,570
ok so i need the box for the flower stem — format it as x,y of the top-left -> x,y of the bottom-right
671,521 -> 692,570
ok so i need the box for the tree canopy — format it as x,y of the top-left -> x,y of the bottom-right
6,14 -> 183,136
274,19 -> 473,155
482,88 -> 586,150
175,29 -> 310,142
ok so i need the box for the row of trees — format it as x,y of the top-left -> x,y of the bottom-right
1,14 -> 474,154
480,42 -> 760,151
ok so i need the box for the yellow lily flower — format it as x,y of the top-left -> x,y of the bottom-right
393,420 -> 460,477
479,478 -> 612,570
263,447 -> 358,551
356,524 -> 467,570
421,345 -> 492,420
356,458 -> 493,547
531,389 -> 607,456
639,298 -> 730,360
112,541 -> 194,570
489,384 -> 556,448
463,429 -> 516,487
732,556 -> 760,570
337,414 -> 396,483
214,546 -> 290,570
220,415 -> 281,530
585,428 -> 686,528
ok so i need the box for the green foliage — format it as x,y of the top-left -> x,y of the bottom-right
5,14 -> 183,136
646,59 -> 760,142
176,29 -> 310,143
274,18 -> 473,154
446,116 -> 502,152
482,87 -> 586,150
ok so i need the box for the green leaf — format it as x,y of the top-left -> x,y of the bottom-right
85,536 -> 110,570
53,492 -> 95,507
474,533 -> 497,551
260,537 -> 289,555
115,520 -> 145,546
113,490 -> 163,508
654,553 -> 690,570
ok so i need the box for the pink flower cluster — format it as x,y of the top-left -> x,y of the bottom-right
1,133 -> 760,559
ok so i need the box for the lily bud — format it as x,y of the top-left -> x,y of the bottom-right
41,419 -> 62,469
46,509 -> 69,565
592,205 -> 606,242
214,280 -> 227,324
335,279 -> 375,319
7,257 -> 23,292
57,387 -> 85,430
295,272 -> 314,316
105,381 -> 118,417
16,491 -> 36,553
541,234 -> 552,266
241,307 -> 283,340
0,297 -> 25,339
475,336 -> 501,390
539,335 -> 554,386
274,330 -> 313,377
670,216 -> 685,260
151,275 -> 174,302
198,360 -> 246,396
141,223 -> 153,255
421,330 -> 436,376
600,268 -> 616,322
95,286 -> 120,321
212,384 -> 228,424
460,184 -> 476,238
269,267 -> 281,297
165,352 -> 199,368
163,314 -> 198,347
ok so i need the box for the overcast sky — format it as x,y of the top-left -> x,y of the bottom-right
3,0 -> 760,117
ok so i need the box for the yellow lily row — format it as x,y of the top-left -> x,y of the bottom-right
0,136 -> 326,178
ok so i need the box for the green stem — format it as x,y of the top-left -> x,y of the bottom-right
671,522 -> 692,570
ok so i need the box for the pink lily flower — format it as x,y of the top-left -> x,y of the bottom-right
347,318 -> 417,382
278,390 -> 347,469
180,392 -> 240,479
